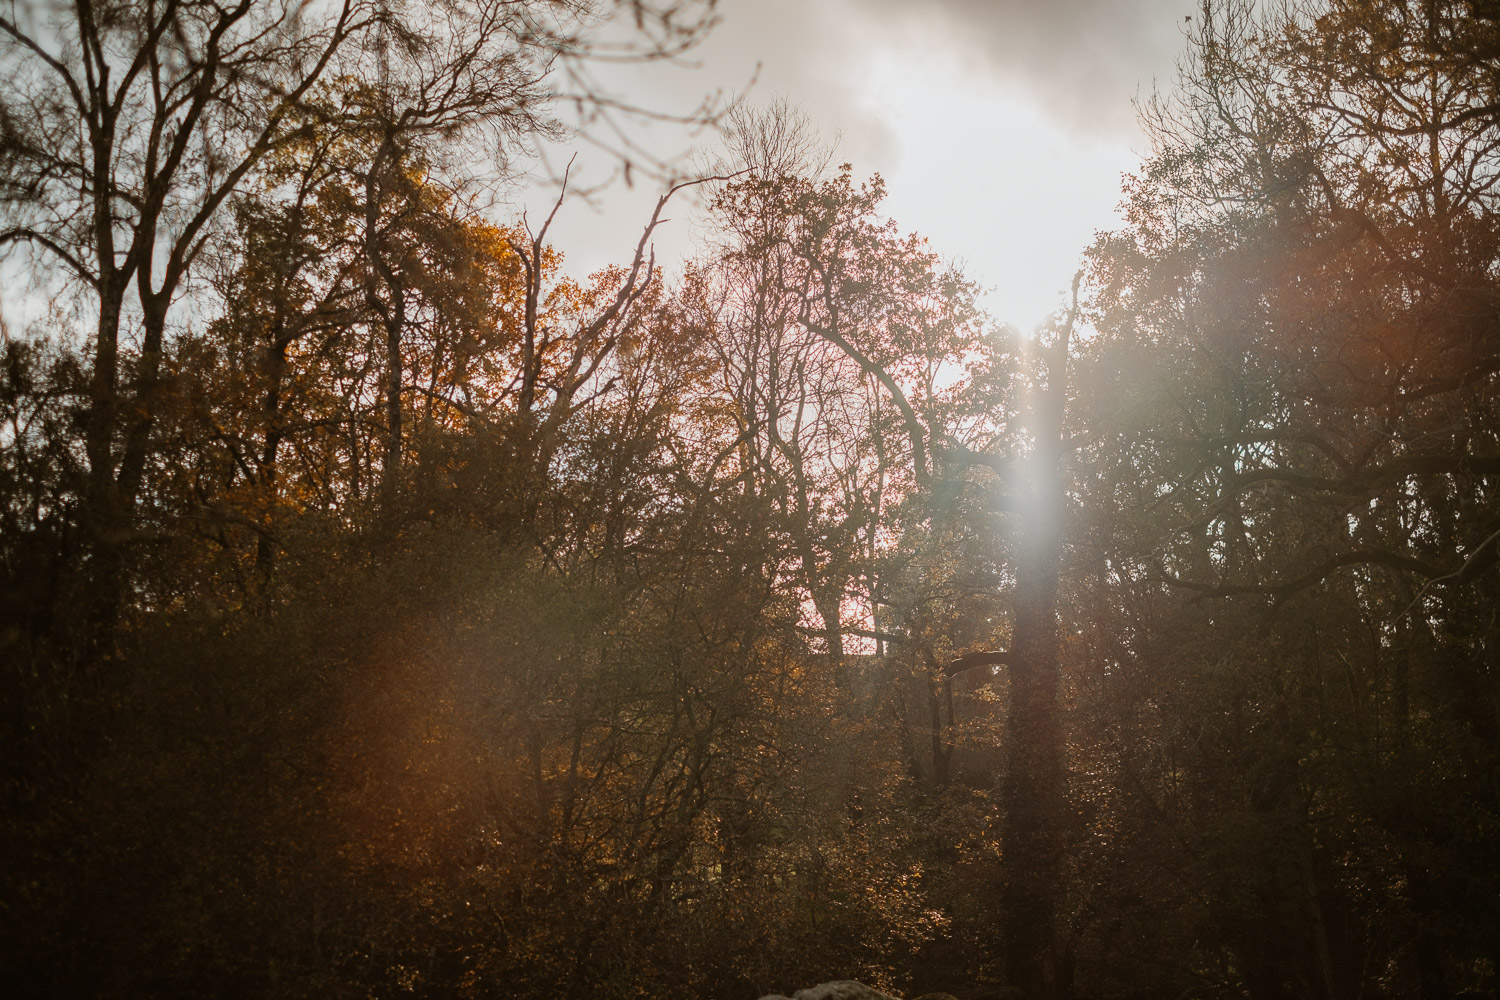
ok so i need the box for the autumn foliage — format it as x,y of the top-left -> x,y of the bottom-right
3,2 -> 1498,998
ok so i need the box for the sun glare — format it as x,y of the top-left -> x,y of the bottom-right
859,51 -> 1140,331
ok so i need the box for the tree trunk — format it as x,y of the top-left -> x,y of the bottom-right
255,333 -> 291,580
382,303 -> 405,504
363,130 -> 406,506
1001,325 -> 1073,1000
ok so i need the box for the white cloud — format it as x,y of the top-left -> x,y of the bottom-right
525,0 -> 1190,326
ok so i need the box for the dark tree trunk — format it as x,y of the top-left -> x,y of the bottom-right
1000,318 -> 1073,1000
82,276 -> 129,642
382,302 -> 405,503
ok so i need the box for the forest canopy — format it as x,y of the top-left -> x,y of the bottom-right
2,1 -> 1497,998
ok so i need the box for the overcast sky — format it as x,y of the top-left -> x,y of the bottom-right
531,0 -> 1196,329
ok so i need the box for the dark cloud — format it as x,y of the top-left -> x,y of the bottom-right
858,0 -> 1193,136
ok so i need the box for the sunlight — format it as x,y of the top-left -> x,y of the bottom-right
859,50 -> 1140,330
9,1 -> 1499,995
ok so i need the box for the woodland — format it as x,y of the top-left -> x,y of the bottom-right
1,0 -> 1498,998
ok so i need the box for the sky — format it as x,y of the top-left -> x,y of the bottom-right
531,0 -> 1197,330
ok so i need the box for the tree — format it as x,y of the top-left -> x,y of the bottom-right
1,0 -> 376,630
996,289 -> 1079,1000
703,113 -> 1098,994
193,118 -> 530,584
704,152 -> 983,670
0,0 -> 724,637
1078,2 -> 1500,995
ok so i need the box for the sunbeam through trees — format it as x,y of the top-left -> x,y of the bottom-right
3,2 -> 1498,998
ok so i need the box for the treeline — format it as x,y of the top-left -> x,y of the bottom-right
3,1 -> 1498,998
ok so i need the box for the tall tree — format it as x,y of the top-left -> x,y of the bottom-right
1078,2 -> 1500,995
1,0 -> 375,629
998,289 -> 1080,1000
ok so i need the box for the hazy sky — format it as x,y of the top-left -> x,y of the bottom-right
535,0 -> 1196,328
